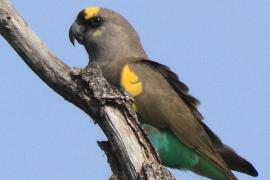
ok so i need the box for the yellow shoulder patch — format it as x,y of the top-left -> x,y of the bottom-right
83,7 -> 100,20
120,64 -> 143,97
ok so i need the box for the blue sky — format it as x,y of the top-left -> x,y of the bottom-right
0,0 -> 269,179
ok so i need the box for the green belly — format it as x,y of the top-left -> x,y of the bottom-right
142,124 -> 230,180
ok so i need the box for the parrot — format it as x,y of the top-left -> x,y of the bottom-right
68,7 -> 258,180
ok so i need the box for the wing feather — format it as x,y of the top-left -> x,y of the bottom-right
126,60 -> 236,179
140,60 -> 203,121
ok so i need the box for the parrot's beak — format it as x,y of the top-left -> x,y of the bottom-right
69,21 -> 85,46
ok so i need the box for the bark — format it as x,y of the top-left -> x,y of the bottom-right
0,1 -> 174,179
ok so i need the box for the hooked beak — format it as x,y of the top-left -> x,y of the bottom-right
69,21 -> 85,46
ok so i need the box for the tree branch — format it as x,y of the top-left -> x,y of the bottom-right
0,1 -> 174,179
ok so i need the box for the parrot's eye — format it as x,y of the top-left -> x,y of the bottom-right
89,16 -> 104,28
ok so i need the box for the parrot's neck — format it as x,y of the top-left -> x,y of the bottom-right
87,45 -> 147,64
85,32 -> 148,64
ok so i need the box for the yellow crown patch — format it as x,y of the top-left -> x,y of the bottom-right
83,7 -> 100,20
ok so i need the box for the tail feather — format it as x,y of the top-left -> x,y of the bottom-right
200,121 -> 258,177
219,144 -> 258,177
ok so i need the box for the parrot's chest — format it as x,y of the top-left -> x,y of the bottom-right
116,64 -> 166,127
134,95 -> 168,128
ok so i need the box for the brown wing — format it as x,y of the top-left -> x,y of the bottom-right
137,60 -> 257,177
140,60 -> 203,121
127,60 -> 236,179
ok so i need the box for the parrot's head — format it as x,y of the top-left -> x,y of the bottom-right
69,7 -> 147,62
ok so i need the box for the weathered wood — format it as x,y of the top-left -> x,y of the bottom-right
0,1 -> 174,179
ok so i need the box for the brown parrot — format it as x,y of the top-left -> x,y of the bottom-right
69,7 -> 258,180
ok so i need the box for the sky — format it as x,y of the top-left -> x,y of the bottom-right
0,0 -> 269,179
